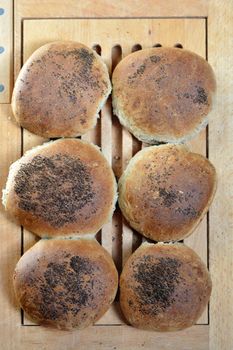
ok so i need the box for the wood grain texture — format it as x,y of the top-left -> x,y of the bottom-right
16,0 -> 208,17
208,1 -> 233,349
0,0 -> 231,349
17,325 -> 209,350
0,0 -> 13,102
0,105 -> 21,349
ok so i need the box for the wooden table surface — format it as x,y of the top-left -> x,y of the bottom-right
0,1 -> 232,349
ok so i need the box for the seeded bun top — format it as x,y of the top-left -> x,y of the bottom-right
120,242 -> 212,331
112,47 -> 216,143
13,239 -> 118,330
3,138 -> 117,238
118,144 -> 217,242
12,41 -> 111,137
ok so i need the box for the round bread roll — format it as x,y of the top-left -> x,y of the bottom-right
12,41 -> 111,138
3,138 -> 117,237
112,47 -> 216,143
120,242 -> 212,331
13,239 -> 118,330
118,144 -> 216,242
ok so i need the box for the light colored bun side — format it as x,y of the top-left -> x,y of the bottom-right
113,93 -> 216,144
112,47 -> 216,144
120,242 -> 212,331
118,144 -> 217,242
3,138 -> 117,238
2,140 -> 55,209
12,41 -> 111,138
13,239 -> 118,330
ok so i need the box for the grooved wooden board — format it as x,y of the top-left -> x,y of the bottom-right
22,18 -> 208,327
0,1 -> 232,350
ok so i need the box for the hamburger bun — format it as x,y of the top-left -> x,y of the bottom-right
118,144 -> 216,242
12,41 -> 111,138
13,239 -> 118,330
120,242 -> 212,331
112,47 -> 216,143
3,138 -> 117,238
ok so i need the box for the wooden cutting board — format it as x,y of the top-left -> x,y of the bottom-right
0,1 -> 232,349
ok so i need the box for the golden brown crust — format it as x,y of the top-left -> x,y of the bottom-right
3,138 -> 117,237
13,239 -> 118,330
12,41 -> 111,138
112,47 -> 216,143
118,144 -> 217,242
120,243 -> 212,331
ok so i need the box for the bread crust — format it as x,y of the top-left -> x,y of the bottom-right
12,41 -> 111,137
120,242 -> 212,331
112,47 -> 216,143
13,239 -> 118,330
3,138 -> 117,237
118,144 -> 217,241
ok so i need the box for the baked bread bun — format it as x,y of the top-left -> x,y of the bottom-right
13,239 -> 118,330
3,138 -> 117,238
112,47 -> 216,143
118,144 -> 216,242
12,41 -> 111,138
120,242 -> 211,331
